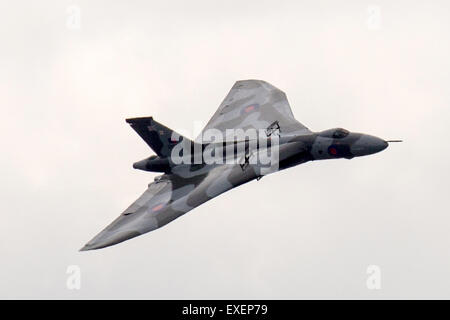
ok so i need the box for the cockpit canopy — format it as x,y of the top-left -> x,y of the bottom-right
319,128 -> 350,139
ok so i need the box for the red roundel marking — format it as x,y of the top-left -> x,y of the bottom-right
329,147 -> 337,155
152,204 -> 164,212
245,105 -> 255,113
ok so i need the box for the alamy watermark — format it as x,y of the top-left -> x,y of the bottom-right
66,5 -> 81,30
154,127 -> 283,176
366,265 -> 381,290
66,265 -> 81,290
366,5 -> 382,30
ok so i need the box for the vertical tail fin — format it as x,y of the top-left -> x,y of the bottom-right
126,117 -> 191,158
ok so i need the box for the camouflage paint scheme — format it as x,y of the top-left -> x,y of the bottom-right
81,80 -> 389,251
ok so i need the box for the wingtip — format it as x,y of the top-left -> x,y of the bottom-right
79,245 -> 91,252
125,116 -> 153,124
79,243 -> 98,252
234,79 -> 265,86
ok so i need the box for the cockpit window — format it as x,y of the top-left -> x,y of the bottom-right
319,128 -> 350,139
332,128 -> 349,139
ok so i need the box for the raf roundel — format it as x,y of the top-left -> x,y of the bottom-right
241,103 -> 260,115
151,204 -> 165,212
245,105 -> 255,112
328,146 -> 338,156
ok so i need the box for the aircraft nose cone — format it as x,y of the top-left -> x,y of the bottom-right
375,139 -> 389,153
133,159 -> 148,170
351,135 -> 388,157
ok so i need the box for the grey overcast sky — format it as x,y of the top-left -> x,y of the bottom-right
1,0 -> 449,299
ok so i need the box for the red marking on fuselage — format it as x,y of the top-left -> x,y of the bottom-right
152,204 -> 164,212
245,105 -> 255,113
329,147 -> 337,155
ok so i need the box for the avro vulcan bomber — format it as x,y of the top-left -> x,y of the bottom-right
81,80 -> 398,251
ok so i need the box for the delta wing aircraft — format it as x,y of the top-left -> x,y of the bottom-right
81,80 -> 398,251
